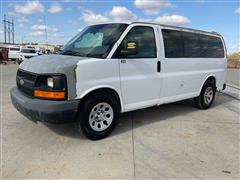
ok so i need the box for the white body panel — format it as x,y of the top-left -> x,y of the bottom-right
8,46 -> 20,59
75,58 -> 123,107
75,23 -> 227,113
157,26 -> 227,103
117,24 -> 162,111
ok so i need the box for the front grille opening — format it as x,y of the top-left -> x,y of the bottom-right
16,69 -> 37,97
17,69 -> 37,82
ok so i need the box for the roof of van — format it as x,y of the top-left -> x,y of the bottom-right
132,22 -> 221,36
92,21 -> 221,37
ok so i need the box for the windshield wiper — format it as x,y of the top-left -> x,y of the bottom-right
61,50 -> 84,57
85,53 -> 104,58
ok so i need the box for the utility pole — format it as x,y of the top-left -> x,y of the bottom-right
8,18 -> 10,43
43,16 -> 48,49
3,14 -> 14,44
12,17 -> 14,44
4,14 -> 7,43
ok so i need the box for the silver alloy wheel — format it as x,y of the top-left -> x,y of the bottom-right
204,86 -> 214,105
89,102 -> 114,132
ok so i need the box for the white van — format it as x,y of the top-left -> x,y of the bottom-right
18,47 -> 39,64
8,45 -> 20,60
11,22 -> 227,140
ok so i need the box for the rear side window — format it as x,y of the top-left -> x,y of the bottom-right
162,29 -> 183,58
198,34 -> 224,58
120,26 -> 156,58
162,29 -> 224,58
182,31 -> 200,58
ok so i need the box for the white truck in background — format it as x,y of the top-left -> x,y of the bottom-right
8,45 -> 20,60
18,47 -> 39,64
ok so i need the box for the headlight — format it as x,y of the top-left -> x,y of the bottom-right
34,75 -> 67,100
47,77 -> 54,88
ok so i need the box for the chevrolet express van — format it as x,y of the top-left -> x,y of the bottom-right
11,22 -> 227,140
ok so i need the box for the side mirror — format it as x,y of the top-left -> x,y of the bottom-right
120,41 -> 138,56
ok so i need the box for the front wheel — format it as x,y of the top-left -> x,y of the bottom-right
77,93 -> 120,140
194,80 -> 216,109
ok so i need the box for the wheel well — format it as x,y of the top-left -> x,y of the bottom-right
206,76 -> 216,86
203,76 -> 217,91
81,88 -> 122,111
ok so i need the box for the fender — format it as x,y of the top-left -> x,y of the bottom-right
198,74 -> 216,95
77,85 -> 124,112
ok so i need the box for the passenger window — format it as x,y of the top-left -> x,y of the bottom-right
199,34 -> 224,58
120,26 -> 156,58
162,29 -> 184,58
182,31 -> 200,58
162,29 -> 224,58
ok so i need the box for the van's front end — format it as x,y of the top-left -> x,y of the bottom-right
11,54 -> 82,123
10,23 -> 128,139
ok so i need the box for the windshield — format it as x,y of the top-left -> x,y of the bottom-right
21,49 -> 36,53
61,23 -> 128,58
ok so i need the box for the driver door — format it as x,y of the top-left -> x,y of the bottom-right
117,25 -> 161,112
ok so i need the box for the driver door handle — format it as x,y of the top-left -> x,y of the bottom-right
157,61 -> 161,72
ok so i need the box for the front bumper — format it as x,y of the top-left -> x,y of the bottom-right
10,87 -> 80,123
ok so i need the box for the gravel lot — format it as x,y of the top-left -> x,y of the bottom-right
1,64 -> 239,179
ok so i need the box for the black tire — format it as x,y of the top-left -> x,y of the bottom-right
77,92 -> 120,140
194,80 -> 216,109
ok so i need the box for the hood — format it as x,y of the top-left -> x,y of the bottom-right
19,54 -> 85,73
19,54 -> 86,99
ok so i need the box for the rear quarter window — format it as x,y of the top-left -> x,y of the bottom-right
198,34 -> 224,58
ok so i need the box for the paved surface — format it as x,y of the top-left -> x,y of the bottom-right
1,64 -> 239,179
224,69 -> 240,100
227,69 -> 240,87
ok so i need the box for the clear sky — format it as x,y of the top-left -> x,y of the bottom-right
0,0 -> 239,53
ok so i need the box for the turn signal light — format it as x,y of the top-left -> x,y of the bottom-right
34,90 -> 65,99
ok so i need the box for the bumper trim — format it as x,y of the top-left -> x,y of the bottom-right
11,87 -> 80,123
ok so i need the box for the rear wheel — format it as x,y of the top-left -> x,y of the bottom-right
77,93 -> 120,140
194,80 -> 216,109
